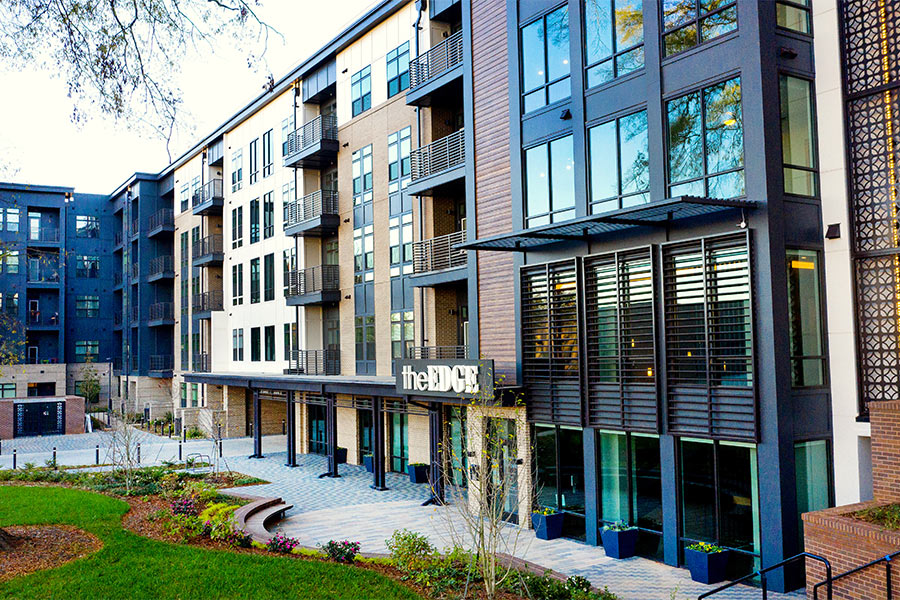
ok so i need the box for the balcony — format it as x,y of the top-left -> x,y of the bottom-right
409,229 -> 468,286
407,345 -> 468,360
192,179 -> 225,215
113,272 -> 123,288
148,302 -> 175,326
131,304 -> 139,325
131,218 -> 140,237
192,290 -> 224,319
149,354 -> 174,377
131,263 -> 140,280
407,128 -> 466,196
285,349 -> 340,376
283,189 -> 340,237
192,353 -> 211,373
26,312 -> 60,329
148,255 -> 175,281
27,227 -> 60,246
407,30 -> 464,106
285,264 -> 341,306
191,234 -> 224,267
113,312 -> 123,329
26,265 -> 59,286
114,231 -> 124,247
148,208 -> 175,237
283,114 -> 339,169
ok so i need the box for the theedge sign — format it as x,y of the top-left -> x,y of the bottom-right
396,359 -> 494,400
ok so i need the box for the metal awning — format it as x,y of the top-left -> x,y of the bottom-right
456,196 -> 757,252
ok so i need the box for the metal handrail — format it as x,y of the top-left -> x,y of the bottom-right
192,353 -> 211,372
149,208 -> 174,230
192,290 -> 224,312
149,355 -> 173,370
287,349 -> 340,375
115,231 -> 123,246
192,179 -> 224,207
811,550 -> 900,600
148,302 -> 174,321
191,234 -> 224,259
283,189 -> 339,227
407,345 -> 468,359
149,255 -> 174,275
285,114 -> 339,156
409,30 -> 464,89
286,264 -> 340,297
29,227 -> 59,242
412,229 -> 467,273
698,552 -> 832,600
410,128 -> 465,181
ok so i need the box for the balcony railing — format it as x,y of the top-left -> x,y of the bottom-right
149,355 -> 174,371
29,227 -> 59,243
191,234 -> 224,260
115,231 -> 123,246
131,263 -> 139,278
407,345 -> 468,360
192,353 -> 211,373
26,267 -> 59,283
287,349 -> 340,376
149,255 -> 174,276
114,312 -> 122,326
410,128 -> 465,181
412,229 -> 467,273
131,305 -> 139,320
27,312 -> 59,326
149,302 -> 174,321
409,30 -> 464,89
286,264 -> 340,297
114,272 -> 123,286
192,290 -> 224,313
191,179 -> 224,208
284,114 -> 339,156
283,189 -> 339,227
132,218 -> 139,234
148,208 -> 174,231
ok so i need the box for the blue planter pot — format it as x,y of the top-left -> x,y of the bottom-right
335,448 -> 348,464
600,528 -> 638,559
532,512 -> 564,540
408,464 -> 429,484
363,455 -> 374,473
685,548 -> 730,585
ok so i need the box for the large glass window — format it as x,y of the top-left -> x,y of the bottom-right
262,129 -> 274,178
263,192 -> 274,239
389,213 -> 414,278
232,263 -> 243,305
283,322 -> 298,361
667,77 -> 744,199
250,257 -> 260,304
387,42 -> 410,98
3,250 -> 17,274
281,115 -> 295,156
264,325 -> 275,361
250,327 -> 261,362
390,413 -> 409,472
795,440 -> 831,547
534,424 -> 585,540
249,137 -> 259,185
231,206 -> 243,249
662,0 -> 737,57
521,5 -> 570,113
232,328 -> 244,361
353,145 -> 374,210
390,310 -> 415,361
359,410 -> 374,463
264,253 -> 275,302
780,75 -> 818,197
231,148 -> 243,192
75,340 -> 99,362
75,215 -> 100,238
4,207 -> 20,232
355,315 -> 376,373
351,65 -> 372,117
584,0 -> 644,88
354,225 -> 375,283
250,198 -> 260,243
76,255 -> 100,278
388,127 -> 412,194
309,404 -> 327,455
777,1 -> 810,34
787,250 -> 825,387
525,135 -> 575,227
76,295 -> 100,317
589,110 -> 649,213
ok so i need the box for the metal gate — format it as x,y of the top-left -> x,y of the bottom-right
14,401 -> 65,437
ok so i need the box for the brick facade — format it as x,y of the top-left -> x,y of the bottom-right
0,396 -> 85,439
869,400 -> 900,503
0,400 -> 13,439
64,396 -> 85,434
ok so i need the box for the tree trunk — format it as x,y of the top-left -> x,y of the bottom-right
0,527 -> 14,551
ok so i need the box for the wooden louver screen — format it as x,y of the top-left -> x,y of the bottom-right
521,260 -> 582,425
663,233 -> 756,441
583,248 -> 659,432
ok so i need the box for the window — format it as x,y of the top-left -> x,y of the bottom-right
264,325 -> 275,361
521,5 -> 570,114
353,145 -> 374,211
525,135 -> 575,227
75,215 -> 100,238
534,424 -> 586,537
3,207 -> 19,232
351,65 -> 372,117
0,383 -> 15,398
251,327 -> 261,361
232,263 -> 244,305
191,383 -> 198,407
662,0 -> 737,57
284,322 -> 298,361
390,413 -> 409,472
282,179 -> 295,218
76,295 -> 100,317
250,198 -> 260,243
354,225 -> 375,282
180,383 -> 187,408
780,75 -> 817,196
263,192 -> 274,239
180,232 -> 189,267
75,340 -> 99,362
233,328 -> 244,361
262,129 -> 274,177
355,315 -> 376,374
4,292 -> 17,315
181,280 -> 189,314
264,253 -> 275,301
589,110 -> 649,213
231,148 -> 244,192
795,440 -> 831,545
75,255 -> 100,278
181,333 -> 188,369
387,42 -> 410,97
4,250 -> 19,274
231,207 -> 243,249
250,258 -> 260,304
391,311 -> 415,361
667,77 -> 744,199
389,213 -> 414,277
249,138 -> 259,184
787,250 -> 825,387
777,1 -> 810,34
388,127 -> 411,194
180,183 -> 190,212
191,176 -> 201,205
584,0 -> 644,88
281,114 -> 295,156
283,248 -> 296,297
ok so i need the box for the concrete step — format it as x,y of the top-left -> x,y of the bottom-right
241,500 -> 293,544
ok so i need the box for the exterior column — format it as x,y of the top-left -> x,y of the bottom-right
250,388 -> 263,458
583,428 -> 599,546
371,397 -> 387,490
427,401 -> 444,504
660,434 -> 680,567
327,395 -> 340,477
285,391 -> 297,467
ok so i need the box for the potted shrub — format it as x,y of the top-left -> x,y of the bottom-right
600,521 -> 638,559
335,447 -> 348,464
685,542 -> 730,584
407,462 -> 429,484
532,506 -> 564,540
363,454 -> 374,473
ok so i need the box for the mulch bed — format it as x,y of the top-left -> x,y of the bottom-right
0,525 -> 102,582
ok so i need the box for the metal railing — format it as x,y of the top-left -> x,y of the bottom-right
149,255 -> 174,276
811,550 -> 900,600
287,349 -> 340,376
409,30 -> 464,89
284,114 -> 339,156
412,229 -> 467,273
27,312 -> 59,326
29,227 -> 59,242
192,290 -> 224,313
26,267 -> 59,283
148,208 -> 174,230
192,234 -> 224,260
192,179 -> 224,207
410,128 -> 465,181
113,312 -> 122,326
131,305 -> 139,320
699,552 -> 832,600
131,263 -> 139,278
192,353 -> 211,373
149,302 -> 174,321
283,189 -> 339,227
286,264 -> 340,297
407,345 -> 468,359
114,272 -> 123,286
114,231 -> 123,246
149,355 -> 174,371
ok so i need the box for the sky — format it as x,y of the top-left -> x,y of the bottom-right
0,0 -> 378,194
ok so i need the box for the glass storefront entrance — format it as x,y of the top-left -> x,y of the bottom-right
390,413 -> 409,473
359,409 -> 373,462
308,404 -> 327,455
446,406 -> 467,487
488,417 -> 519,520
535,424 -> 586,540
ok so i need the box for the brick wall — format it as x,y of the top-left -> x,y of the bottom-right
0,400 -> 13,439
222,385 -> 247,437
64,396 -> 85,434
869,400 -> 900,502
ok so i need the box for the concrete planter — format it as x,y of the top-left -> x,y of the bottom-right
407,463 -> 428,484
685,548 -> 729,585
532,512 -> 564,540
363,454 -> 374,473
600,527 -> 638,559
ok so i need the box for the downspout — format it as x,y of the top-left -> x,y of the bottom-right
414,0 -> 427,352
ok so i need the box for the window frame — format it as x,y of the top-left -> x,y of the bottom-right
661,0 -> 738,58
387,41 -> 410,98
779,73 -> 819,198
263,253 -> 275,302
250,257 -> 260,304
520,3 -> 571,114
351,65 -> 372,117
262,129 -> 274,177
786,248 -> 827,388
263,192 -> 275,239
75,215 -> 100,238
523,133 -> 576,228
588,108 -> 650,214
231,206 -> 243,249
231,148 -> 244,192
775,0 -> 812,36
232,263 -> 244,306
249,138 -> 259,185
583,0 -> 646,89
250,198 -> 260,244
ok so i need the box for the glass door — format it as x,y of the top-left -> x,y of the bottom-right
308,404 -> 327,455
359,410 -> 373,462
488,418 -> 519,520
533,424 -> 586,540
446,406 -> 467,487
390,413 -> 408,472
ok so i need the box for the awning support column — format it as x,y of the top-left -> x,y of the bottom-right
371,396 -> 388,491
249,388 -> 263,458
285,391 -> 297,467
422,401 -> 444,506
319,395 -> 340,478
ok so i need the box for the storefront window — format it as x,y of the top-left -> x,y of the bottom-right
534,424 -> 585,540
309,404 -> 327,455
359,410 -> 373,462
447,407 -> 468,487
391,413 -> 409,473
488,418 -> 519,518
787,250 -> 825,387
795,440 -> 831,546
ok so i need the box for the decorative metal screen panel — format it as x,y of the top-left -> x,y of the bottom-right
663,233 -> 756,441
582,248 -> 658,432
856,255 -> 900,403
521,259 -> 582,425
842,0 -> 900,96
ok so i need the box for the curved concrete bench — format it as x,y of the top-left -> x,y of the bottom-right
231,496 -> 293,544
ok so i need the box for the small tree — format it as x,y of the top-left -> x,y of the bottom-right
107,410 -> 141,494
78,359 -> 101,406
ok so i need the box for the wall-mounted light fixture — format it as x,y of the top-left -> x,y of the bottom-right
825,223 -> 841,239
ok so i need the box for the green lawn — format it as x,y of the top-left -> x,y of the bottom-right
0,486 -> 422,600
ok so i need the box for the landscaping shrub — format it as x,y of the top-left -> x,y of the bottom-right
185,427 -> 205,439
199,502 -> 240,541
319,540 -> 362,563
854,503 -> 900,530
224,529 -> 254,548
501,571 -> 620,600
266,532 -> 300,553
385,529 -> 437,572
170,496 -> 198,516
179,480 -> 218,503
165,513 -> 203,543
